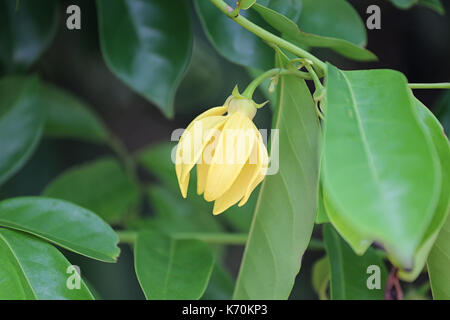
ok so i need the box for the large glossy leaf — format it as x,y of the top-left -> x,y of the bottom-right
96,0 -> 192,118
194,0 -> 274,69
0,0 -> 59,72
428,215 -> 450,299
43,158 -> 140,224
233,52 -> 320,299
323,191 -> 372,254
253,2 -> 376,61
0,228 -> 94,300
0,197 -> 120,262
134,231 -> 214,299
322,64 -> 441,268
0,76 -> 44,185
299,0 -> 367,46
398,99 -> 450,281
323,224 -> 387,300
257,0 -> 303,22
40,83 -> 109,143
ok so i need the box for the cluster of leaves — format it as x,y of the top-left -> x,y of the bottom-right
0,0 -> 448,300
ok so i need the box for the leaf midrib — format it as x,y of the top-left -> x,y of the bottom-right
340,71 -> 382,193
162,238 -> 177,298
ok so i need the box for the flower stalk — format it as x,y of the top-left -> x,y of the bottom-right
242,67 -> 312,99
408,83 -> 450,89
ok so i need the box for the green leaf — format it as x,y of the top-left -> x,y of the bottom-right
96,0 -> 192,118
0,76 -> 44,185
398,99 -> 450,281
195,0 -> 274,69
323,191 -> 371,254
0,0 -> 59,72
239,0 -> 256,10
300,0 -> 367,46
311,256 -> 330,300
134,231 -> 214,299
202,264 -> 234,300
315,184 -> 330,224
40,83 -> 109,143
253,2 -> 376,62
0,228 -> 94,300
43,157 -> 140,224
233,51 -> 320,299
258,0 -> 303,22
428,215 -> 450,299
0,197 -> 120,262
323,224 -> 387,300
322,64 -> 441,268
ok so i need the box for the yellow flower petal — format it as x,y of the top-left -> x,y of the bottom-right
179,174 -> 190,199
213,161 -> 260,215
190,106 -> 228,125
239,133 -> 269,206
204,112 -> 257,201
176,116 -> 226,197
176,106 -> 227,185
196,162 -> 209,195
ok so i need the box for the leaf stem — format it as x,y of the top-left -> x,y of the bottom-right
242,67 -> 311,98
117,230 -> 326,249
117,230 -> 137,244
408,83 -> 450,89
117,231 -> 248,245
174,232 -> 248,244
304,62 -> 324,92
209,0 -> 326,73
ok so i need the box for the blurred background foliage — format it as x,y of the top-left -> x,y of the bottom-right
0,0 -> 448,299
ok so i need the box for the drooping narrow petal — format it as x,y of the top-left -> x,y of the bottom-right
175,106 -> 227,184
239,132 -> 269,206
191,106 -> 227,122
213,159 -> 260,215
204,112 -> 257,201
176,116 -> 226,197
196,162 -> 209,195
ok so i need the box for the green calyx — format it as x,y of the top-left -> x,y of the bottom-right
226,86 -> 267,119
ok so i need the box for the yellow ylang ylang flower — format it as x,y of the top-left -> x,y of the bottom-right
175,88 -> 269,215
